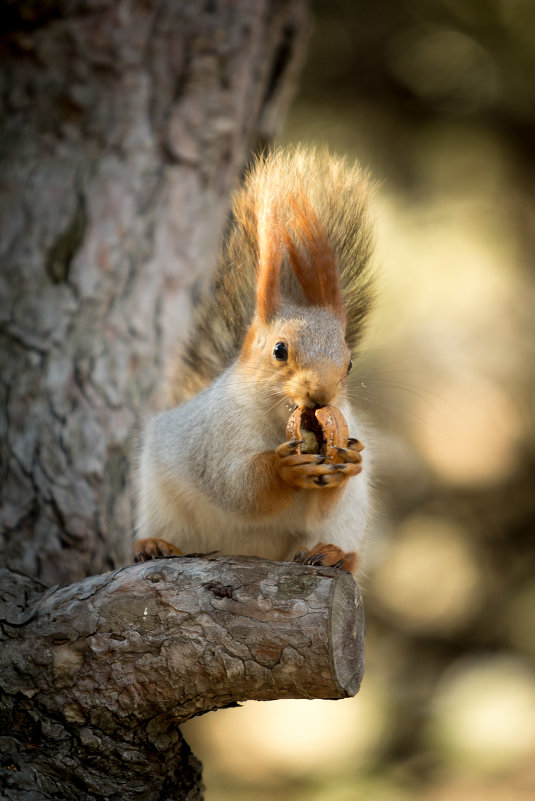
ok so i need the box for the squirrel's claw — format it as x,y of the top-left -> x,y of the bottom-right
293,543 -> 359,574
275,439 -> 303,458
334,446 -> 364,468
134,537 -> 183,562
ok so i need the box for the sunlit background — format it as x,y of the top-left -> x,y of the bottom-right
182,1 -> 535,798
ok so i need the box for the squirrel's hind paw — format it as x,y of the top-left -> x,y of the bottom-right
293,542 -> 359,574
134,537 -> 183,562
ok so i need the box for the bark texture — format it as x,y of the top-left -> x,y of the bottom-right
0,556 -> 365,800
0,0 -> 309,587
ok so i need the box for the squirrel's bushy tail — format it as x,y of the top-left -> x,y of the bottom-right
168,146 -> 375,405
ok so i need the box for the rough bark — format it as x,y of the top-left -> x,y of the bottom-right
0,556 -> 365,800
0,0 -> 309,587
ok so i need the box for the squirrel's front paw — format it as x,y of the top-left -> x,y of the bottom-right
333,437 -> 365,470
276,439 -> 360,490
134,537 -> 183,562
293,542 -> 359,574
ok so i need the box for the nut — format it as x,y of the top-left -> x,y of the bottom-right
286,405 -> 350,463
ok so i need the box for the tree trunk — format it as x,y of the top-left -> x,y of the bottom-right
0,557 -> 365,800
0,0 -> 309,587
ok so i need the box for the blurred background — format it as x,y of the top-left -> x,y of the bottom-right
182,0 -> 535,798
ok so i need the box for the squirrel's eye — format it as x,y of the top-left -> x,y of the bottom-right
347,359 -> 353,374
273,341 -> 288,361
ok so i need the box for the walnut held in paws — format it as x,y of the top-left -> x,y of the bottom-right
286,405 -> 352,464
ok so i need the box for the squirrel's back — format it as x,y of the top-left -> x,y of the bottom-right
168,146 -> 375,406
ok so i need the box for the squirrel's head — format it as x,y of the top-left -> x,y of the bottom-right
238,192 -> 352,414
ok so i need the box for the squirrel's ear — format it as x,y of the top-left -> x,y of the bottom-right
255,193 -> 283,323
285,193 -> 346,324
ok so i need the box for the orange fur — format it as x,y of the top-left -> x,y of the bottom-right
254,187 -> 347,325
255,192 -> 283,322
239,320 -> 257,363
285,193 -> 346,322
248,451 -> 296,516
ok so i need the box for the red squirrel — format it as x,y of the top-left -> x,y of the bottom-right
135,147 -> 374,574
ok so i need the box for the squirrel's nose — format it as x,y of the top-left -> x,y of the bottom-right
303,364 -> 340,407
306,390 -> 332,407
305,384 -> 333,407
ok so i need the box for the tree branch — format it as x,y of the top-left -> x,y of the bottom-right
0,557 -> 365,799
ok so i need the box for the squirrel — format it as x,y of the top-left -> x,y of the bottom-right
134,146 -> 375,574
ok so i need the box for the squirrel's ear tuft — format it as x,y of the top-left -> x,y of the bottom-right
285,193 -> 346,323
255,190 -> 283,323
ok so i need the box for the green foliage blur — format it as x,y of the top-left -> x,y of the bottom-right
183,2 -> 535,798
